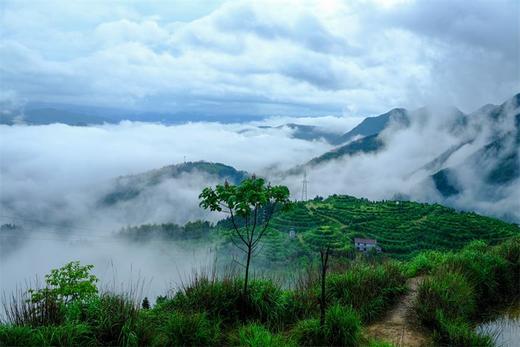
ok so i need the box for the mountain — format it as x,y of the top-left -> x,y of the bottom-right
260,123 -> 343,144
332,108 -> 409,145
430,94 -> 520,197
0,102 -> 268,125
101,161 -> 249,206
307,134 -> 384,166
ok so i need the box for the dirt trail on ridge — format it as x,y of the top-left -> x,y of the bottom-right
365,276 -> 430,346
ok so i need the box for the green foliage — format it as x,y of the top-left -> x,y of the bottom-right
0,323 -> 96,347
326,262 -> 406,322
79,293 -> 139,346
199,177 -> 290,217
291,304 -> 361,346
267,195 -> 520,260
291,318 -> 323,346
164,278 -> 287,328
433,312 -> 493,347
323,304 -> 361,346
200,176 -> 291,294
413,238 -> 520,346
230,323 -> 290,347
415,272 -> 475,326
303,225 -> 345,254
29,261 -> 98,305
152,311 -> 220,347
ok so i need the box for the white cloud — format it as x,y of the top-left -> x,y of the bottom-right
0,0 -> 517,117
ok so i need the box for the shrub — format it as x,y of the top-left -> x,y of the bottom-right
0,325 -> 37,346
291,304 -> 360,346
323,304 -> 360,347
415,271 -> 475,327
2,288 -> 64,327
439,243 -> 508,307
404,250 -> 447,277
153,311 -> 220,346
434,312 -> 493,347
326,262 -> 406,322
291,318 -> 323,346
28,261 -> 98,305
165,277 -> 243,324
0,323 -> 96,347
165,277 -> 286,327
81,293 -> 139,346
230,323 -> 290,347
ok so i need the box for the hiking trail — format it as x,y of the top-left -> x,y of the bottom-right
365,276 -> 429,346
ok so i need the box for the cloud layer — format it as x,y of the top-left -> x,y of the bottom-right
1,0 -> 518,116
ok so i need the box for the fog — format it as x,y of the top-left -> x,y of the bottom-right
0,116 -> 344,298
1,104 -> 519,300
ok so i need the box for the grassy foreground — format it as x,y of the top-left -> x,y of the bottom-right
1,237 -> 519,346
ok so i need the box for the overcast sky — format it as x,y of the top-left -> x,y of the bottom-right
1,0 -> 519,117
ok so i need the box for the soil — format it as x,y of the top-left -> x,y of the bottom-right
365,277 -> 430,346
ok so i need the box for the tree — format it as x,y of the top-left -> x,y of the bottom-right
28,261 -> 98,305
304,226 -> 344,326
199,176 -> 290,294
142,297 -> 150,309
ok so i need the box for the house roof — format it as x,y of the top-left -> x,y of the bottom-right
354,238 -> 377,244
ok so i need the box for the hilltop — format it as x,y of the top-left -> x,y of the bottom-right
122,194 -> 520,262
101,161 -> 248,206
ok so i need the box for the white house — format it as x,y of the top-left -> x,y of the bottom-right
354,238 -> 382,253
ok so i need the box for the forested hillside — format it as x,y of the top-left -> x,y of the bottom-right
121,195 -> 520,262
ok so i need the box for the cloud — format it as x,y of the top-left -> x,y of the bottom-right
0,0 -> 517,116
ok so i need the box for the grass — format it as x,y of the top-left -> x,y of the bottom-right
412,237 -> 520,346
1,235 -> 518,346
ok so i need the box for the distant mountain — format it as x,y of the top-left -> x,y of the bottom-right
307,134 -> 384,166
11,108 -> 109,126
430,94 -> 520,197
0,102 -> 268,125
332,108 -> 409,145
256,123 -> 343,144
101,161 -> 249,206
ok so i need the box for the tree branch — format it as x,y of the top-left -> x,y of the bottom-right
252,202 -> 276,248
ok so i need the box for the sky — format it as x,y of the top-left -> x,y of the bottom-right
1,0 -> 519,117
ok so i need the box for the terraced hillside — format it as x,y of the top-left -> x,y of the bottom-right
263,195 -> 520,259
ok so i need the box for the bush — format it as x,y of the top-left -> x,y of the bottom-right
326,262 -> 406,322
153,311 -> 220,346
164,277 -> 286,327
434,312 -> 493,347
0,323 -> 96,347
291,304 -> 360,346
80,293 -> 139,346
291,318 -> 323,346
439,243 -> 508,307
415,271 -> 475,327
404,250 -> 447,277
165,277 -> 243,324
230,323 -> 290,347
323,304 -> 360,346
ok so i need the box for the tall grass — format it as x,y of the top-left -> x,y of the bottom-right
1,282 -> 63,327
413,237 -> 520,346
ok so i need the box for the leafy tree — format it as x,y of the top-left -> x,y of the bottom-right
199,176 -> 290,294
303,226 -> 344,326
28,261 -> 98,305
142,297 -> 150,310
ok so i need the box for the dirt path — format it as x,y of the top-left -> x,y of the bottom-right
365,277 -> 430,347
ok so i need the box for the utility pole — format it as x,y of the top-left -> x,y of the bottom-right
301,170 -> 309,201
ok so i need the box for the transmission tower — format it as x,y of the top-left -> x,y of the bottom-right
301,170 -> 309,201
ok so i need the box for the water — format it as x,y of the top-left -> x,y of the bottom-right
476,303 -> 520,347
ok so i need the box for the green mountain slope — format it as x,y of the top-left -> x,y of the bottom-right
101,161 -> 249,206
262,195 -> 519,259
